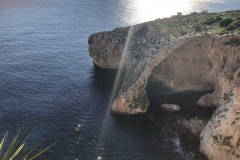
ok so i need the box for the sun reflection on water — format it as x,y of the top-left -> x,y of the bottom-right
120,0 -> 230,25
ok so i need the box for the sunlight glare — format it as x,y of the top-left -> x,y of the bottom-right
99,26 -> 134,141
134,0 -> 192,22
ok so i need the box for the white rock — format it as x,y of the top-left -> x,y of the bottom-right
160,103 -> 180,112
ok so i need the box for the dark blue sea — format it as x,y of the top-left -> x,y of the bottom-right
0,0 -> 239,159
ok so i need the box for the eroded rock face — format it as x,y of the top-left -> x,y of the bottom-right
151,36 -> 223,107
151,37 -> 218,92
200,36 -> 240,160
88,12 -> 240,160
88,28 -> 129,69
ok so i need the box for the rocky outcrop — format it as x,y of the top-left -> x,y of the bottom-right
88,27 -> 129,69
88,11 -> 240,160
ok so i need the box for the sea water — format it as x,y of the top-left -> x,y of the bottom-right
0,0 -> 239,159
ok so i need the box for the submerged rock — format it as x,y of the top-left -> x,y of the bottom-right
160,103 -> 181,112
88,10 -> 240,160
178,117 -> 207,136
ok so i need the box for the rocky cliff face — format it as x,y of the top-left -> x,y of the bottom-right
88,28 -> 129,69
88,11 -> 240,160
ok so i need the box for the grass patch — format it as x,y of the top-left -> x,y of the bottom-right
154,23 -> 182,37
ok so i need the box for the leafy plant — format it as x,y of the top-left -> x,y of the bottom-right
0,123 -> 56,160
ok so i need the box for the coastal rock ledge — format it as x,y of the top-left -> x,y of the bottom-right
88,11 -> 240,160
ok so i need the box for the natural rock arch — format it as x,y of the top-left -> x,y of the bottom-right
88,15 -> 240,159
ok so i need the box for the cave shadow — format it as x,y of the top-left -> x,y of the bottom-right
145,79 -> 213,160
146,79 -> 216,120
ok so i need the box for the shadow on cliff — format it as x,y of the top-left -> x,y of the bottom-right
91,65 -> 125,93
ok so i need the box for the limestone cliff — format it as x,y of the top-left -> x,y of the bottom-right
88,10 -> 240,160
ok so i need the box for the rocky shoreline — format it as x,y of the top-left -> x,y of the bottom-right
88,10 -> 240,160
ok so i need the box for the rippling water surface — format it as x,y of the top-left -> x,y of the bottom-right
0,0 -> 239,159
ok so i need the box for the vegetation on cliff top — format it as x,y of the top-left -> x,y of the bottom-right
114,10 -> 240,38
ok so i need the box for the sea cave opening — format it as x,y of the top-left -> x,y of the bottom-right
145,77 -> 216,159
145,77 -> 216,119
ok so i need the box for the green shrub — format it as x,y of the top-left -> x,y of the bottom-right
179,29 -> 188,35
226,23 -> 236,31
219,18 -> 235,27
195,24 -> 207,33
225,20 -> 240,31
203,15 -> 222,25
233,20 -> 240,27
195,25 -> 203,32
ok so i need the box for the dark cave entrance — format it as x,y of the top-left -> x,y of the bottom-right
145,78 -> 216,119
145,78 -> 215,160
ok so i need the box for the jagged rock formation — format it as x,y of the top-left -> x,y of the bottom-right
88,11 -> 240,160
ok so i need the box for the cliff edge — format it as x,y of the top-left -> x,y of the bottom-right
88,10 -> 240,160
